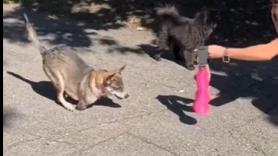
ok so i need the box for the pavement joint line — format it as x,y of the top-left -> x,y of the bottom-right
76,113 -> 153,133
5,131 -> 78,154
56,108 -> 166,139
226,116 -> 275,156
58,110 -> 169,151
14,111 -> 157,147
3,99 -> 167,151
71,131 -> 128,155
253,145 -> 268,156
236,129 -> 269,156
126,132 -> 179,156
4,108 -> 193,156
4,136 -> 42,154
232,115 -> 262,131
74,108 -> 167,133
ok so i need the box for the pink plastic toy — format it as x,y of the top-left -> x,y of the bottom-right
193,65 -> 211,116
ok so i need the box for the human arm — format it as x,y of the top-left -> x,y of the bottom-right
208,38 -> 278,61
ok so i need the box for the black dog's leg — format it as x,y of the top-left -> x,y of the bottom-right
183,49 -> 195,70
193,51 -> 198,65
172,42 -> 183,61
154,26 -> 169,61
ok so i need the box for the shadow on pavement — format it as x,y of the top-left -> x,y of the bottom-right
209,58 -> 278,126
3,108 -> 17,129
156,95 -> 197,125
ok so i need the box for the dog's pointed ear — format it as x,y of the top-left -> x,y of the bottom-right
118,65 -> 126,74
202,8 -> 210,23
195,8 -> 209,24
104,72 -> 117,85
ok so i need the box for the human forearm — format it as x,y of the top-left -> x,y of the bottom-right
208,39 -> 278,61
227,39 -> 278,61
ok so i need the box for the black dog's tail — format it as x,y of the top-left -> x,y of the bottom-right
23,13 -> 47,55
156,6 -> 181,24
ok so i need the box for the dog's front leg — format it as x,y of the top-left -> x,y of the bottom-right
172,43 -> 182,61
154,26 -> 169,61
47,70 -> 75,111
76,100 -> 88,110
76,95 -> 98,111
183,49 -> 195,70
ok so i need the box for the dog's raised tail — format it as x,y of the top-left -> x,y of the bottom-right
156,6 -> 180,24
23,13 -> 47,54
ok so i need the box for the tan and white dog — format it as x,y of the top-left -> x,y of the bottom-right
24,13 -> 129,111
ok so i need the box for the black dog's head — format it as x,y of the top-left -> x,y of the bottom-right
194,8 -> 217,38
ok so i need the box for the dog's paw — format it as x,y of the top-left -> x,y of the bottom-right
76,105 -> 87,111
186,64 -> 195,71
153,55 -> 161,61
65,105 -> 75,112
193,59 -> 199,65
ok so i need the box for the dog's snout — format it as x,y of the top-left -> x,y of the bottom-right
113,91 -> 129,99
124,94 -> 129,98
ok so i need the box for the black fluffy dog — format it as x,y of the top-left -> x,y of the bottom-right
154,6 -> 216,70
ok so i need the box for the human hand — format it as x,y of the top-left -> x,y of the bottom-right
208,45 -> 226,59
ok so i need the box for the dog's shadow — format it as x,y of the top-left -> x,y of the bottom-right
7,71 -> 121,108
139,43 -> 174,60
139,44 -> 187,68
156,95 -> 197,125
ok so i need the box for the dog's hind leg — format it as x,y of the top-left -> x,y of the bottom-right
55,73 -> 75,111
44,67 -> 75,111
183,49 -> 195,70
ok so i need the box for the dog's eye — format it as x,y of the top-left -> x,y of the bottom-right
112,85 -> 123,91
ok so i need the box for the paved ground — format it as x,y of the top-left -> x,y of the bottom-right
3,4 -> 278,156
